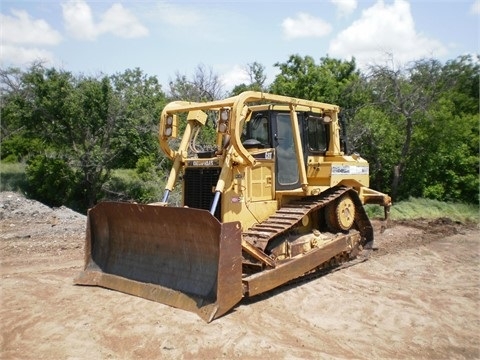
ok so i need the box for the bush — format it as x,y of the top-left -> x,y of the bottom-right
102,169 -> 165,204
423,184 -> 445,201
135,156 -> 158,181
1,136 -> 45,162
25,155 -> 78,207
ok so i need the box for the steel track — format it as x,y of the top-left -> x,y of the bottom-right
242,185 -> 373,251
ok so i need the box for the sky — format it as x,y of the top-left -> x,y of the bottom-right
1,0 -> 479,91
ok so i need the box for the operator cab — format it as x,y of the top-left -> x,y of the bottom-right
242,110 -> 331,190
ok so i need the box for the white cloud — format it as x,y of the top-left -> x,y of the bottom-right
330,0 -> 358,17
1,44 -> 56,66
1,9 -> 62,45
282,13 -> 332,40
220,65 -> 250,90
61,0 -> 97,40
61,0 -> 148,41
156,1 -> 203,27
328,0 -> 448,68
99,4 -> 149,38
0,9 -> 61,66
470,0 -> 480,14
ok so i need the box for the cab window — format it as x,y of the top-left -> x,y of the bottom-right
243,114 -> 270,147
307,116 -> 327,153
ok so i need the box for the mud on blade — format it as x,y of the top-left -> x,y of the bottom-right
74,202 -> 243,322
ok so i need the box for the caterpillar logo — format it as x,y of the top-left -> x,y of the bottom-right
188,159 -> 219,167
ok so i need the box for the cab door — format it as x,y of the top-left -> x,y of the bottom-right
273,112 -> 302,191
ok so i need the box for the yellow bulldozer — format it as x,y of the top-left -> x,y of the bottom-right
75,91 -> 391,322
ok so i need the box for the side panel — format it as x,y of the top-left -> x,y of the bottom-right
306,157 -> 370,189
222,152 -> 278,230
248,162 -> 274,200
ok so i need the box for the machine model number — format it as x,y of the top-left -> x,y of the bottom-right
331,165 -> 369,175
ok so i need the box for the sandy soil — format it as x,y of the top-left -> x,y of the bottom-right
1,191 -> 479,359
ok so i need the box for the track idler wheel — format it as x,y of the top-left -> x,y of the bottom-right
325,193 -> 356,232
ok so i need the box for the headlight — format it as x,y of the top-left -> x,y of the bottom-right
164,113 -> 176,137
218,122 -> 228,133
220,109 -> 229,121
218,108 -> 230,133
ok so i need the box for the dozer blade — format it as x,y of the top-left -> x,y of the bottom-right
74,202 -> 243,322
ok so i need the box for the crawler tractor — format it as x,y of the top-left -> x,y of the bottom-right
75,91 -> 391,322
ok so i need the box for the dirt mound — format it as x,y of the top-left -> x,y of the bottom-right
0,192 -> 86,257
0,191 -> 85,221
0,191 -> 52,218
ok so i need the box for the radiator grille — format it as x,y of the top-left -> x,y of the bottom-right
183,167 -> 221,220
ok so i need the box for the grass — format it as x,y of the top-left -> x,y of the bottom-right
366,197 -> 479,224
0,162 -> 27,192
391,198 -> 479,223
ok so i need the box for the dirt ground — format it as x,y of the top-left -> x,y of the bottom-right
1,191 -> 479,360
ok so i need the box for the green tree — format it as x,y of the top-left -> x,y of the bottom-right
0,65 -> 167,211
270,55 -> 360,105
168,63 -> 224,101
407,100 -> 478,203
348,106 -> 398,193
1,64 -> 55,162
354,55 -> 479,203
403,55 -> 479,203
17,68 -> 117,208
230,62 -> 268,95
359,58 -> 445,200
442,54 -> 479,114
109,68 -> 167,169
